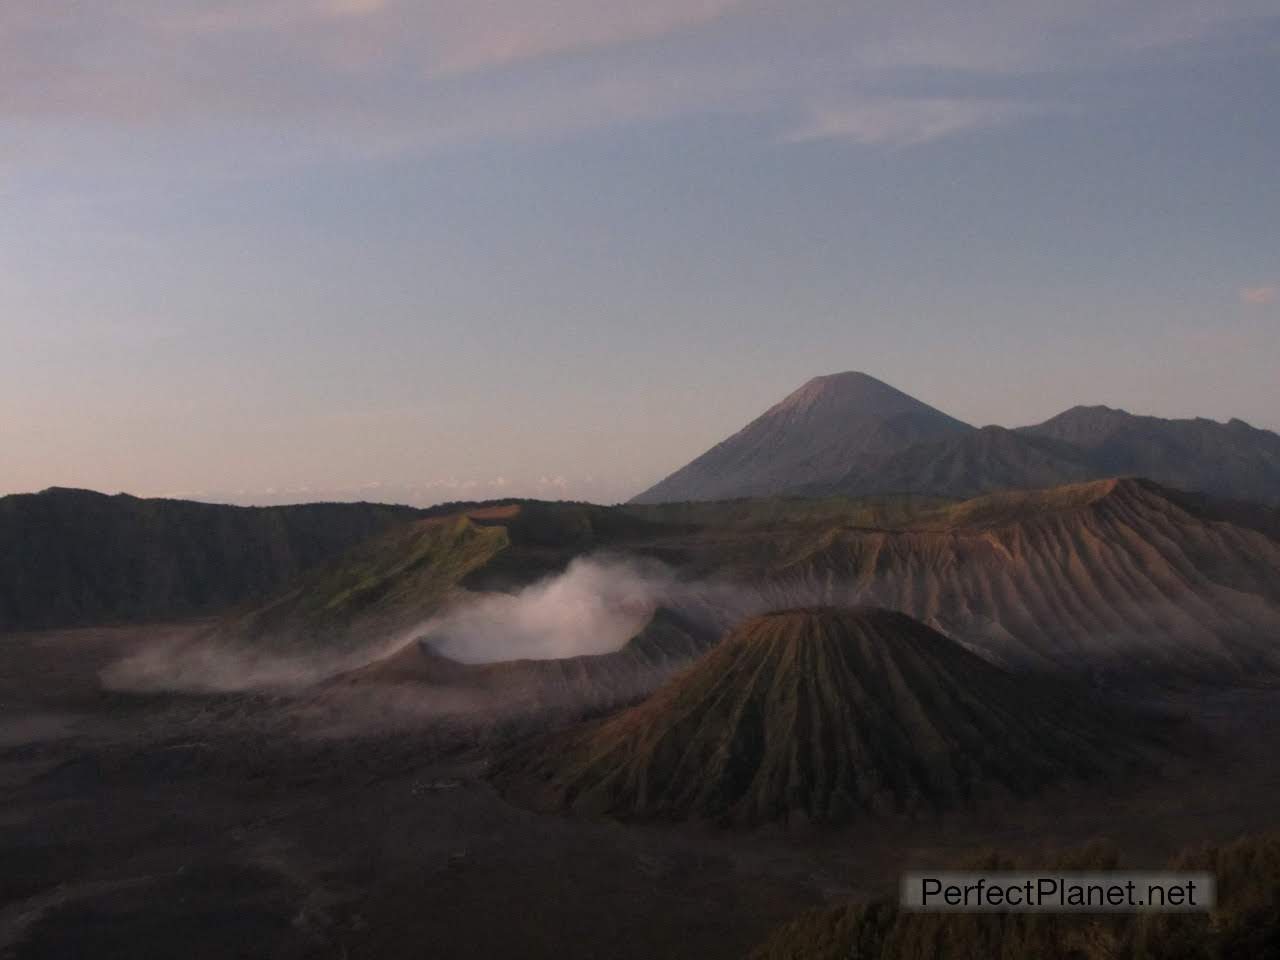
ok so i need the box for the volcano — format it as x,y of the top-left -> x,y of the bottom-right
630,372 -> 971,503
493,607 -> 1155,826
630,373 -> 1280,505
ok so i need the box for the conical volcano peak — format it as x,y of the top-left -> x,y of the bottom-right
729,605 -> 944,652
775,372 -> 922,414
493,606 -> 1154,826
761,371 -> 964,427
630,373 -> 972,503
746,603 -> 921,628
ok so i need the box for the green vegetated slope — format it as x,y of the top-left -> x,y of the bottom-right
751,832 -> 1280,960
491,607 -> 1156,826
208,498 -> 668,651
209,512 -> 513,649
0,487 -> 422,631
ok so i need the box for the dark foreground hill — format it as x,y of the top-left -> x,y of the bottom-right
752,831 -> 1280,960
492,607 -> 1155,826
0,487 -> 422,631
632,373 -> 1280,504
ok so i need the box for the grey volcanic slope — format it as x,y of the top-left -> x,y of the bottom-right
767,478 -> 1280,678
1020,405 -> 1280,505
630,372 -> 972,504
809,425 -> 1098,500
0,487 -> 422,631
493,607 -> 1153,826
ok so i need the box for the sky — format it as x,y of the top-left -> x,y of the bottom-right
2,1 -> 1278,506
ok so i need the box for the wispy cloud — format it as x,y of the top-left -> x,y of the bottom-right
1,1 -> 1274,160
421,0 -> 746,76
783,97 -> 1038,146
152,0 -> 744,74
1240,286 -> 1278,305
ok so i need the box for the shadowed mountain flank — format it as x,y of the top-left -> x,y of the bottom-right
809,426 -> 1098,500
751,831 -> 1280,960
631,372 -> 971,504
0,487 -> 423,631
492,607 -> 1154,826
1019,405 -> 1280,505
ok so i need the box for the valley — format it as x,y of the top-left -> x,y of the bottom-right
3,621 -> 1280,960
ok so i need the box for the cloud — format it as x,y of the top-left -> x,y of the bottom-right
154,0 -> 744,73
783,97 -> 1037,146
1240,286 -> 1277,306
0,0 -> 747,119
420,0 -> 746,76
2,1 -> 1275,161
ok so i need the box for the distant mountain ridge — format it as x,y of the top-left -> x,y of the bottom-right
1018,405 -> 1280,504
631,373 -> 1280,504
0,487 -> 423,631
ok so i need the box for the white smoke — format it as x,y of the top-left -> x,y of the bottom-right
421,554 -> 676,664
97,555 -> 851,696
99,630 -> 408,694
100,554 -> 695,693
